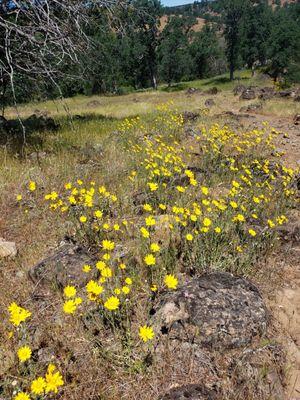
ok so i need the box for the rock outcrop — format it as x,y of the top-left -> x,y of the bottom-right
152,272 -> 268,350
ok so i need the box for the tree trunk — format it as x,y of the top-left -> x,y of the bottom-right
152,74 -> 157,90
230,62 -> 234,81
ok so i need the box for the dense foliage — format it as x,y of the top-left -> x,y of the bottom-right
1,0 -> 300,105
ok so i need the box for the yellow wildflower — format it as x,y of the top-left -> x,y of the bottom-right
104,296 -> 120,311
144,254 -> 156,266
17,346 -> 32,362
164,274 -> 178,290
139,325 -> 154,342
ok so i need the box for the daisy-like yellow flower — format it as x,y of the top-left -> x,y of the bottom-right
8,303 -> 31,326
86,280 -> 103,296
267,219 -> 275,228
63,300 -> 77,314
31,377 -> 46,395
144,254 -> 156,266
13,392 -> 30,400
143,203 -> 153,212
176,185 -> 186,193
164,274 -> 178,290
79,215 -> 87,223
16,194 -> 22,201
45,364 -> 64,394
139,325 -> 154,342
230,201 -> 238,209
248,229 -> 257,237
203,217 -> 212,227
101,267 -> 112,278
104,296 -> 120,311
82,264 -> 91,273
148,182 -> 158,191
122,286 -> 130,295
102,240 -> 115,251
232,214 -> 245,223
140,227 -> 150,238
150,284 -> 158,292
94,210 -> 103,219
17,345 -> 32,362
63,285 -> 76,298
214,227 -> 221,233
150,243 -> 160,252
201,186 -> 209,196
29,181 -> 36,192
125,277 -> 132,285
96,261 -> 106,271
185,233 -> 193,241
145,216 -> 156,226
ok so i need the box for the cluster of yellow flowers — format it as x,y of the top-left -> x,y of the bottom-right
7,302 -> 64,399
12,103 -> 298,399
13,364 -> 64,400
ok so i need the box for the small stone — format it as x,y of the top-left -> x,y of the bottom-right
240,88 -> 256,100
0,238 -> 17,258
159,384 -> 218,400
204,99 -> 215,107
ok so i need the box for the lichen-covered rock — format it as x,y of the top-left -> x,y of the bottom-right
0,238 -> 17,258
159,384 -> 218,400
152,272 -> 267,350
240,89 -> 256,100
204,99 -> 215,107
28,241 -> 96,288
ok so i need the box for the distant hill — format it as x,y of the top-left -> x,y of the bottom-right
164,0 -> 297,16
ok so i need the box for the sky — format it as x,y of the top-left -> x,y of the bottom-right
161,0 -> 193,6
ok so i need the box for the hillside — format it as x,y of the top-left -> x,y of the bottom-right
1,73 -> 300,400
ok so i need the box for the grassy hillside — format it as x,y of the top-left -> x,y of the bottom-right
1,73 -> 300,400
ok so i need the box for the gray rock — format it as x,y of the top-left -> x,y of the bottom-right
204,99 -> 215,107
258,87 -> 275,100
233,85 -> 246,96
240,89 -> 256,100
159,384 -> 218,400
293,114 -> 300,125
0,238 -> 17,258
204,87 -> 219,95
186,87 -> 202,96
87,100 -> 101,108
240,103 -> 262,113
152,272 -> 268,350
28,241 -> 97,288
182,111 -> 200,123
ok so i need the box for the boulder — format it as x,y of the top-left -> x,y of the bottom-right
293,114 -> 300,125
186,87 -> 202,96
204,87 -> 219,95
152,272 -> 267,350
0,238 -> 17,258
240,89 -> 256,100
258,87 -> 275,100
159,384 -> 218,400
276,90 -> 297,98
28,240 -> 97,288
25,114 -> 59,132
233,85 -> 246,96
182,111 -> 200,123
87,100 -> 101,108
239,103 -> 262,113
204,99 -> 215,107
